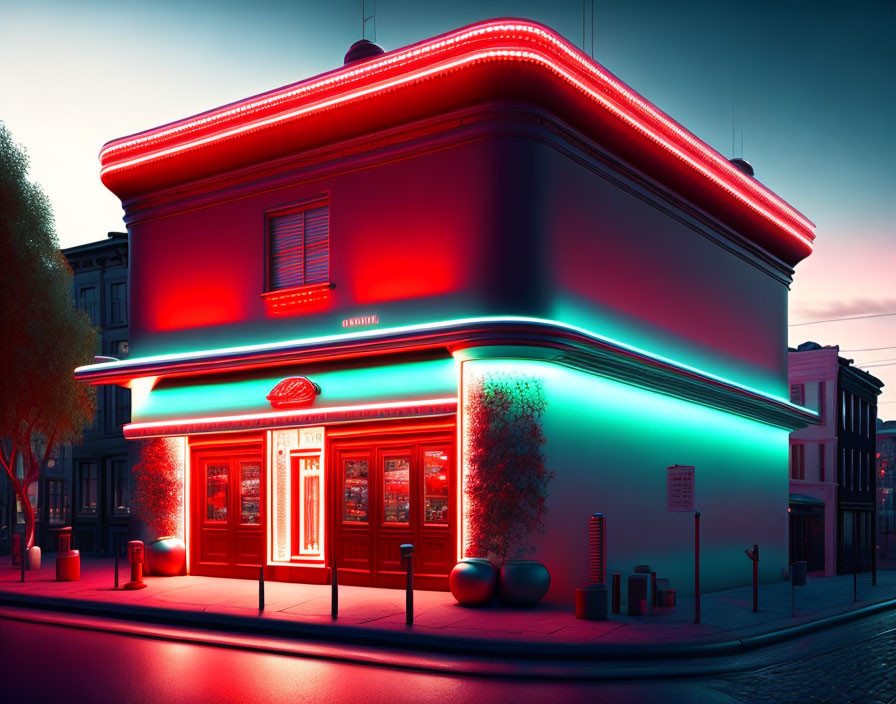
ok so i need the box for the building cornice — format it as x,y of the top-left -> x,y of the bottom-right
99,19 -> 814,266
76,316 -> 817,430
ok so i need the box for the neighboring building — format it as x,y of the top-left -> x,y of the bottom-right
877,419 -> 896,567
789,342 -> 883,576
59,232 -> 133,556
76,20 -> 817,603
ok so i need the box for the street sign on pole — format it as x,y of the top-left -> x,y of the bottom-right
667,465 -> 695,512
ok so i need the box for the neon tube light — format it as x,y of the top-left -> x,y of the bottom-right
78,315 -> 815,415
99,20 -> 813,248
124,397 -> 459,435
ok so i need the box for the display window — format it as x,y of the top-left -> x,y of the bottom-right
206,463 -> 229,521
343,458 -> 369,523
423,450 -> 449,525
240,462 -> 261,525
383,455 -> 410,524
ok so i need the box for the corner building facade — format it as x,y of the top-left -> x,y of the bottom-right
77,20 -> 817,603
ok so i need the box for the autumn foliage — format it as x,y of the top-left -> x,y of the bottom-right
0,122 -> 97,548
132,437 -> 184,539
464,371 -> 552,564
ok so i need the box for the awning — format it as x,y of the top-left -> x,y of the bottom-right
789,493 -> 825,506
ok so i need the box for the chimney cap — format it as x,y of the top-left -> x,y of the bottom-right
344,39 -> 385,65
729,157 -> 755,177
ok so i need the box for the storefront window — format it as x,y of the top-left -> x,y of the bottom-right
383,456 -> 410,524
112,459 -> 130,515
48,479 -> 65,525
206,463 -> 229,521
343,459 -> 368,522
423,450 -> 449,525
240,462 -> 261,524
78,462 -> 98,515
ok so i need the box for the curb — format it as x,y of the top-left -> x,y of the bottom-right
2,590 -> 896,668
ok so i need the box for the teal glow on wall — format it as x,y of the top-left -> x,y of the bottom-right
462,357 -> 789,604
134,356 -> 458,423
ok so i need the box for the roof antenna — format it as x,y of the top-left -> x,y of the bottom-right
731,88 -> 736,158
362,0 -> 376,42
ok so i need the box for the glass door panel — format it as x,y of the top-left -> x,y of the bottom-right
383,455 -> 411,524
206,463 -> 229,522
343,459 -> 369,523
239,462 -> 261,525
423,449 -> 449,525
300,456 -> 321,553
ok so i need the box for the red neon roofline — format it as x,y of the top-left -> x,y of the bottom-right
99,19 -> 814,251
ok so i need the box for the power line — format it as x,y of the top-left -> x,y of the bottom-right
790,311 -> 896,327
843,345 -> 896,353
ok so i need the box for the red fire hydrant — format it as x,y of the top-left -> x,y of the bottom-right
124,540 -> 147,590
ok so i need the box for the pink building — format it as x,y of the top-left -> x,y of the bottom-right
789,343 -> 883,576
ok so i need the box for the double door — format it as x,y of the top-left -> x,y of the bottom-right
334,433 -> 454,589
192,446 -> 265,578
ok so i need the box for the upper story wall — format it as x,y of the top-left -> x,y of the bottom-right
125,107 -> 793,397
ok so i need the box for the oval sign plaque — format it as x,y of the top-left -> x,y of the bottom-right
266,377 -> 321,408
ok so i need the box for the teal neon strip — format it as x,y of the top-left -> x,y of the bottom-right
75,315 -> 817,417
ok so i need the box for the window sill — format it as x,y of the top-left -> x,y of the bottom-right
262,283 -> 333,315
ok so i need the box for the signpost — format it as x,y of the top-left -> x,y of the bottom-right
667,465 -> 699,623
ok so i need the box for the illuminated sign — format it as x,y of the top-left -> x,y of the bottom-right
266,377 -> 320,408
342,315 -> 379,328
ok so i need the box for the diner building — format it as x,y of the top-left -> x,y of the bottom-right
75,20 -> 817,603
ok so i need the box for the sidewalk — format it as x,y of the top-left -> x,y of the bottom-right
1,558 -> 894,663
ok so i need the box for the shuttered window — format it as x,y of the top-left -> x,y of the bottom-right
269,204 -> 329,290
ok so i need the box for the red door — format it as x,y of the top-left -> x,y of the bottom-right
192,446 -> 265,578
332,431 -> 455,589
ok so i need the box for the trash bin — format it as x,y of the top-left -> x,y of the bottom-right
628,574 -> 649,615
790,560 -> 807,586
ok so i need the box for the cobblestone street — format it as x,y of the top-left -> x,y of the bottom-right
716,612 -> 896,703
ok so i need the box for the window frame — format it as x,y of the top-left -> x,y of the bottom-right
263,198 -> 331,297
791,443 -> 805,480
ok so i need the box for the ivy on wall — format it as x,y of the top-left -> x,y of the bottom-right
132,437 -> 184,539
464,371 -> 553,564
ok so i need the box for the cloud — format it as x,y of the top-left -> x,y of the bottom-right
792,298 -> 896,321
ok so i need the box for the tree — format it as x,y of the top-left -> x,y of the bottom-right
464,371 -> 553,563
0,121 -> 97,548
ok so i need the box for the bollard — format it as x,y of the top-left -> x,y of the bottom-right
400,544 -> 414,626
611,572 -> 621,614
114,534 -> 120,589
853,512 -> 858,603
331,538 -> 338,619
124,541 -> 147,590
745,544 -> 759,613
694,509 -> 701,624
588,513 -> 606,585
259,565 -> 265,611
20,529 -> 26,583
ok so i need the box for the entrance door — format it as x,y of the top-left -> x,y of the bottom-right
192,446 -> 265,578
332,432 -> 454,589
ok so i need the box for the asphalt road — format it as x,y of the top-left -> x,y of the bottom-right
2,608 -> 896,703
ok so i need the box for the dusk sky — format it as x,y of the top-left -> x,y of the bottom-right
1,0 -> 893,408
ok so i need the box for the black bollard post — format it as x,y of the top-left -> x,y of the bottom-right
331,537 -> 338,619
745,544 -> 759,613
114,534 -> 120,589
20,528 -> 26,583
400,544 -> 414,626
694,510 -> 701,624
259,565 -> 265,611
611,572 -> 621,614
853,512 -> 858,603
